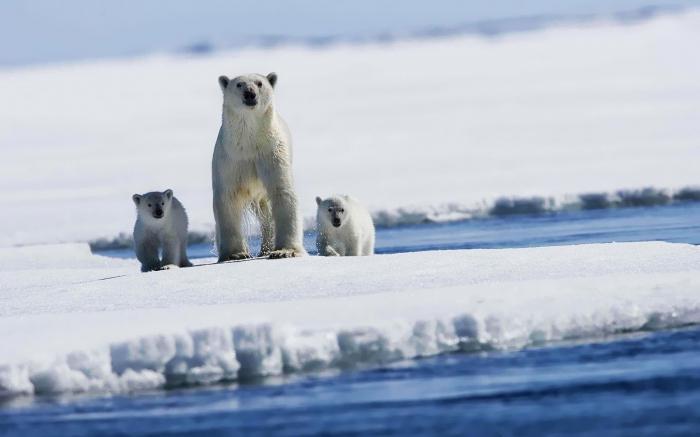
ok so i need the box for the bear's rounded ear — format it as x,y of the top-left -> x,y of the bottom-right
164,189 -> 173,200
132,194 -> 141,205
315,196 -> 322,206
218,75 -> 229,90
266,72 -> 278,88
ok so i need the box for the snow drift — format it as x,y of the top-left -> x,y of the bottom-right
1,241 -> 699,398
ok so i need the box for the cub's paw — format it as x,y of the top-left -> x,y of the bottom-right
219,252 -> 252,262
268,248 -> 305,259
160,264 -> 179,270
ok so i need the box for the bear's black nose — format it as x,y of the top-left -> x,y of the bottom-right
154,209 -> 164,218
332,219 -> 341,227
243,91 -> 256,100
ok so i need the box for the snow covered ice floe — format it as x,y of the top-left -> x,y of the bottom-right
1,241 -> 700,397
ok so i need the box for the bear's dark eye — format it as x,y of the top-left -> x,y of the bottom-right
256,81 -> 262,87
328,208 -> 332,212
161,202 -> 164,206
236,83 -> 242,89
147,204 -> 152,207
340,209 -> 345,213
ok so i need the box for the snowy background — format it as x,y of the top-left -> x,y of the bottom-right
3,0 -> 699,67
1,3 -> 699,246
1,1 -> 699,398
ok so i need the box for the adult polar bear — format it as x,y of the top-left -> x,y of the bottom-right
212,72 -> 306,261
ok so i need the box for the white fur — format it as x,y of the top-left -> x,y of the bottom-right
316,195 -> 375,256
212,72 -> 305,261
132,190 -> 192,272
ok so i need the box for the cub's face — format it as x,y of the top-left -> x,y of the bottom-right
132,190 -> 173,220
316,196 -> 346,228
218,72 -> 277,113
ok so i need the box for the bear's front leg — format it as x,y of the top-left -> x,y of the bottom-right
136,239 -> 162,272
316,233 -> 342,256
258,151 -> 306,259
344,240 -> 361,256
268,186 -> 305,259
161,239 -> 181,267
213,188 -> 251,262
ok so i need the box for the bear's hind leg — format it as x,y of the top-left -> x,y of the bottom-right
253,197 -> 274,257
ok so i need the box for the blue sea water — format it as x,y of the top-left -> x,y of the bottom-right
2,202 -> 699,436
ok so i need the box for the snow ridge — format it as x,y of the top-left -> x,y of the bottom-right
2,304 -> 698,398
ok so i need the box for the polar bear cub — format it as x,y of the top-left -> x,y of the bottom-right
315,195 -> 375,256
132,189 -> 192,272
212,72 -> 306,261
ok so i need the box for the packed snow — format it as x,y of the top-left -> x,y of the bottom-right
1,11 -> 699,246
1,241 -> 699,397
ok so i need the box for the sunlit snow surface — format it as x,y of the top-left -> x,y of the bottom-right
1,241 -> 699,397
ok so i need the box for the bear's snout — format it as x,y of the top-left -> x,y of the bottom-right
153,208 -> 164,219
243,90 -> 257,106
332,218 -> 341,227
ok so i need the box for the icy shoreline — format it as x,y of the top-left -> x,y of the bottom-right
88,185 -> 700,251
2,242 -> 699,398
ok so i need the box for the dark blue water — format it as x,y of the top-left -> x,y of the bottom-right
3,203 -> 700,436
